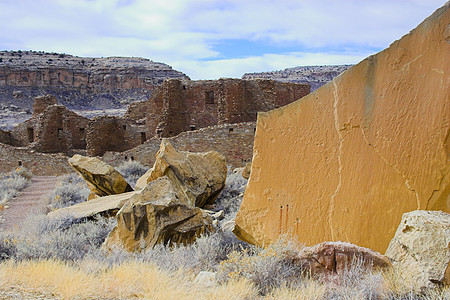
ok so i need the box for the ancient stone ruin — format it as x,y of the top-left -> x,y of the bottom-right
234,3 -> 449,254
125,78 -> 310,138
0,77 -> 309,162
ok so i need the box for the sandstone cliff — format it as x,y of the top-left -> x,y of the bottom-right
235,3 -> 450,254
0,50 -> 189,113
242,65 -> 352,91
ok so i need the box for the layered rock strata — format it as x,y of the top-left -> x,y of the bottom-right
234,3 -> 450,253
243,65 -> 352,91
0,51 -> 189,111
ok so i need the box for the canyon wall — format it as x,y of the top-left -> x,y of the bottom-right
243,65 -> 352,91
235,4 -> 450,253
0,51 -> 189,111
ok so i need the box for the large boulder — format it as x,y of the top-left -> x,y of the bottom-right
68,154 -> 133,199
234,4 -> 449,253
104,176 -> 213,251
135,140 -> 227,207
47,191 -> 137,219
298,241 -> 391,277
385,210 -> 450,290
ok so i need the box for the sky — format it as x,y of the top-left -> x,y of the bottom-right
0,0 -> 445,79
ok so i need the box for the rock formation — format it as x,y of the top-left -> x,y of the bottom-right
47,191 -> 137,219
385,210 -> 450,290
0,51 -> 189,112
243,65 -> 352,91
234,4 -> 449,253
297,241 -> 391,277
135,140 -> 227,208
68,154 -> 133,199
104,176 -> 213,251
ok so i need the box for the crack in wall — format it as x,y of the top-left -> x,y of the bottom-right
359,126 -> 421,209
329,78 -> 343,240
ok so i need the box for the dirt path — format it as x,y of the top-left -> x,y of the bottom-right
0,176 -> 59,232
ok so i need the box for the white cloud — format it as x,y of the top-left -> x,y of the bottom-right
0,0 -> 445,79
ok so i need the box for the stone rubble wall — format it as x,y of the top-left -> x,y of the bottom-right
102,122 -> 256,169
0,142 -> 72,176
125,78 -> 310,138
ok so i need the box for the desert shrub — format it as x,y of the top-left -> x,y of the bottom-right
214,168 -> 248,219
217,235 -> 304,295
322,257 -> 388,299
89,230 -> 248,274
0,233 -> 18,261
12,214 -> 116,261
0,167 -> 32,206
116,160 -> 149,188
47,173 -> 90,210
141,231 -> 247,272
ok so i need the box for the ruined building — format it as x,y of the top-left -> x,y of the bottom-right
9,95 -> 90,154
1,78 -> 310,158
126,78 -> 310,138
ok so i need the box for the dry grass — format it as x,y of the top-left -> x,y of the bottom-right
2,170 -> 449,299
1,252 -> 449,299
0,259 -> 259,299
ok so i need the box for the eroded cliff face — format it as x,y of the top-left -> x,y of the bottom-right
0,51 -> 189,111
234,3 -> 450,254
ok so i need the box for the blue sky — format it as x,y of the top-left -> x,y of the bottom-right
0,0 -> 445,79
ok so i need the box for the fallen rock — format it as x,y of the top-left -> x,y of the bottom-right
135,140 -> 227,207
234,3 -> 450,252
221,220 -> 235,232
69,154 -> 133,199
104,176 -> 213,251
242,162 -> 251,180
385,210 -> 450,290
194,271 -> 216,287
298,241 -> 391,277
47,191 -> 137,219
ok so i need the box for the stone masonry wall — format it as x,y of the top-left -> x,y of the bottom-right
10,104 -> 90,153
86,116 -> 147,156
125,78 -> 310,138
32,95 -> 57,117
102,122 -> 256,169
0,142 -> 72,176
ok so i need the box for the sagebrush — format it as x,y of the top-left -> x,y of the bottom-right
116,160 -> 149,188
0,167 -> 32,207
47,173 -> 90,210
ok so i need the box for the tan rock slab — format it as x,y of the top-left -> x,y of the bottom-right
135,140 -> 227,207
385,210 -> 450,290
298,241 -> 391,277
234,4 -> 450,253
68,154 -> 133,198
242,162 -> 251,180
47,191 -> 136,219
104,176 -> 213,251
